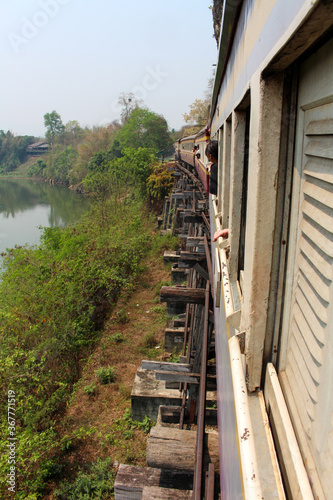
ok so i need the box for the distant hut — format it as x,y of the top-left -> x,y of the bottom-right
26,141 -> 49,157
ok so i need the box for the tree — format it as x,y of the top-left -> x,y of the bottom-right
44,110 -> 65,144
183,77 -> 214,127
63,120 -> 85,145
0,131 -> 35,173
146,165 -> 174,201
182,98 -> 210,126
118,92 -> 143,123
111,147 -> 157,197
117,108 -> 171,152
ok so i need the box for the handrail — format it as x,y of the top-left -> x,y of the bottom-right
229,335 -> 264,499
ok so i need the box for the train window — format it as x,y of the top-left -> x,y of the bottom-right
221,117 -> 231,229
238,106 -> 250,284
217,126 -> 223,214
228,99 -> 250,287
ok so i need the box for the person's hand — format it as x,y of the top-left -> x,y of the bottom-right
213,228 -> 229,242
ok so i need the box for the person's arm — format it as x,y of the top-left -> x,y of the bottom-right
213,228 -> 229,242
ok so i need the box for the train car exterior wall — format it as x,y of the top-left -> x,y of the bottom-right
209,0 -> 333,498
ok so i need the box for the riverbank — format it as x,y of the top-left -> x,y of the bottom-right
0,193 -> 180,499
46,248 -> 173,499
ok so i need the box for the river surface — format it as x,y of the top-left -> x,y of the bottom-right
0,178 -> 90,257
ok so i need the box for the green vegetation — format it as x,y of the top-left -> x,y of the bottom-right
44,110 -> 65,144
54,457 -> 115,499
0,99 -> 178,499
0,130 -> 35,173
95,366 -> 116,385
53,409 -> 154,499
0,193 -> 155,498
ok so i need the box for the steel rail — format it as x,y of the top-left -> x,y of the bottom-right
175,162 -> 208,202
193,280 -> 210,500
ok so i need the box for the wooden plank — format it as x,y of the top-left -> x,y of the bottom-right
146,427 -> 219,472
165,329 -> 184,352
155,371 -> 216,386
193,263 -> 209,281
205,463 -> 215,500
170,193 -> 186,199
114,464 -> 193,500
142,361 -> 191,373
172,319 -> 186,327
155,371 -> 200,385
163,251 -> 180,263
164,328 -> 185,334
160,286 -> 206,304
201,212 -> 210,232
184,215 -> 203,224
180,251 -> 206,262
142,486 -> 193,499
186,237 -> 205,247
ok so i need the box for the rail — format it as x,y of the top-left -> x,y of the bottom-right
193,281 -> 210,499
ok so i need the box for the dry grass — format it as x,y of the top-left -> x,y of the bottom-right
46,252 -> 171,497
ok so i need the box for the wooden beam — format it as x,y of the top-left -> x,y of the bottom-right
160,286 -> 206,304
194,263 -> 209,281
142,486 -> 193,499
142,360 -> 190,372
146,427 -> 219,472
180,251 -> 206,262
184,215 -> 203,224
114,464 -> 193,499
201,212 -> 210,232
155,371 -> 200,385
205,463 -> 215,500
155,371 -> 216,386
186,237 -> 205,247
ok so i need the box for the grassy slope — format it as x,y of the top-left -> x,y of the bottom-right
45,252 -> 172,499
0,157 -> 38,177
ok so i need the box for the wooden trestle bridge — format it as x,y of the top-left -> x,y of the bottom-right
114,163 -> 219,499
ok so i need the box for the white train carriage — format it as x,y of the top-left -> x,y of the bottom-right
209,0 -> 333,498
178,134 -> 196,168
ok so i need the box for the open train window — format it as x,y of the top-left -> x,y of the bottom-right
227,93 -> 250,289
217,125 -> 223,214
218,117 -> 231,229
238,106 -> 250,286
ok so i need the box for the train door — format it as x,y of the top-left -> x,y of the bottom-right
277,37 -> 333,498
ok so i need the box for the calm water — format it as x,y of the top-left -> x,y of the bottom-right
0,178 -> 90,256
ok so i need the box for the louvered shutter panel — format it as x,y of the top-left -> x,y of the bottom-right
283,105 -> 333,495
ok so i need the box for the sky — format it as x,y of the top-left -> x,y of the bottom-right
0,0 -> 218,138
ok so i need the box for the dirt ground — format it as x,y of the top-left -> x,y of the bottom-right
44,251 -> 172,498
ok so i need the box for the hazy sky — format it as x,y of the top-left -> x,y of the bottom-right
1,0 -> 218,138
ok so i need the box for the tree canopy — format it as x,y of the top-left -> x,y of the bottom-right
0,130 -> 35,173
44,110 -> 65,144
183,77 -> 214,127
182,98 -> 210,126
117,108 -> 171,152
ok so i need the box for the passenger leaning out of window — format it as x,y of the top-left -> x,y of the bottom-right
205,140 -> 218,195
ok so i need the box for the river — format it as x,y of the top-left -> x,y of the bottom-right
0,178 -> 90,258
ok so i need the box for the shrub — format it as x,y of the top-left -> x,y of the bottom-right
143,331 -> 157,348
116,308 -> 129,324
110,332 -> 124,343
95,366 -> 116,384
84,383 -> 97,396
54,458 -> 115,500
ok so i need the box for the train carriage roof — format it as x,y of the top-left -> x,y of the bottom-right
179,134 -> 196,143
194,126 -> 210,141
